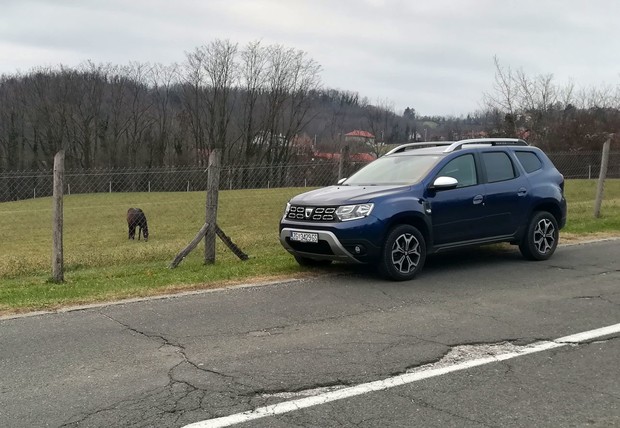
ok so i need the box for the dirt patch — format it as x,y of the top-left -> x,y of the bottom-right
560,232 -> 620,244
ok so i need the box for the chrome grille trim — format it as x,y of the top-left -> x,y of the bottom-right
286,205 -> 339,222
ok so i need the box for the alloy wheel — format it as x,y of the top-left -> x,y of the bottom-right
391,233 -> 421,274
533,218 -> 556,255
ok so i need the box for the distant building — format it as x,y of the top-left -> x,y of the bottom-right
344,130 -> 375,146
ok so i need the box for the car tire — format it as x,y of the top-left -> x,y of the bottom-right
294,256 -> 333,267
379,225 -> 426,281
519,211 -> 559,261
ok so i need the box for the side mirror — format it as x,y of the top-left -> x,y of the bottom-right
430,176 -> 458,190
337,178 -> 347,185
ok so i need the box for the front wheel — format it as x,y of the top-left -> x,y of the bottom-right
379,225 -> 426,281
519,211 -> 559,261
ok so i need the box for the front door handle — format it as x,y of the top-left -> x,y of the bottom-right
473,194 -> 484,205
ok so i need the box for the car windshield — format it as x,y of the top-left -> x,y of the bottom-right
343,154 -> 442,185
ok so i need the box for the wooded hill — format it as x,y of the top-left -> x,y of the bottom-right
0,42 -> 617,171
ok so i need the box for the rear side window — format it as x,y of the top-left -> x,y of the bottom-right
515,151 -> 543,173
482,152 -> 516,183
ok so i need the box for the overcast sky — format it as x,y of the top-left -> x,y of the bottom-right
1,0 -> 619,116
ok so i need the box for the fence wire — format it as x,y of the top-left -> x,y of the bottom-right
0,160 -> 372,202
1,153 -> 618,202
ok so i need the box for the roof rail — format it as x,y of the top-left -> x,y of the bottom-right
443,138 -> 528,153
384,141 -> 453,156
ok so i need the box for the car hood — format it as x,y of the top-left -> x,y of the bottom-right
290,185 -> 411,205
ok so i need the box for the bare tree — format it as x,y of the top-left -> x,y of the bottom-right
483,56 -> 519,135
201,40 -> 239,159
236,40 -> 269,165
0,75 -> 25,171
25,67 -> 73,168
279,48 -> 322,160
123,62 -> 155,167
101,66 -> 132,167
181,48 -> 209,166
70,61 -> 108,169
149,63 -> 179,167
261,45 -> 321,166
364,99 -> 397,157
484,57 -> 578,147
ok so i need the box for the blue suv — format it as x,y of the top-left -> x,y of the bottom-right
279,138 -> 567,280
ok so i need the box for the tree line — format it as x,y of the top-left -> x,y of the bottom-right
483,57 -> 620,150
1,45 -> 618,172
0,39 -> 325,171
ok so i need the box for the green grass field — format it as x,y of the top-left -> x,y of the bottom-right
1,179 -> 619,314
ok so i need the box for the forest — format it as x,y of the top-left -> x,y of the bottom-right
0,40 -> 618,172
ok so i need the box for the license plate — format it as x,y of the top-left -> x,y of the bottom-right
290,231 -> 319,243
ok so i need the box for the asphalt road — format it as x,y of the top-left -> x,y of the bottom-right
1,240 -> 619,427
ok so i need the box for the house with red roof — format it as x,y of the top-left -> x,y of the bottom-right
310,130 -> 377,164
344,130 -> 375,145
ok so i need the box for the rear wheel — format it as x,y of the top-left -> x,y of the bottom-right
379,225 -> 426,281
294,256 -> 333,267
519,211 -> 559,261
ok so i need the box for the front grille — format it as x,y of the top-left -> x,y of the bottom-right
286,206 -> 337,222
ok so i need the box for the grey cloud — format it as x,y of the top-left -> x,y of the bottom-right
1,0 -> 618,115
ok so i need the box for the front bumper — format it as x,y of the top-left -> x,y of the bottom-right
279,217 -> 384,264
280,228 -> 363,263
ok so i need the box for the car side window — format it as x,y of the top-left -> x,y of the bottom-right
482,152 -> 516,183
436,154 -> 477,188
515,151 -> 543,173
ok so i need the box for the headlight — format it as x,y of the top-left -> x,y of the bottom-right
335,203 -> 374,221
283,202 -> 291,219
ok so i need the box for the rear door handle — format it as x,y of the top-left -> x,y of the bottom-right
518,187 -> 527,197
473,195 -> 484,205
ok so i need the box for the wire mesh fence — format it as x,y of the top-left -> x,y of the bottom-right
1,152 -> 619,202
548,152 -> 620,180
0,160 -> 373,202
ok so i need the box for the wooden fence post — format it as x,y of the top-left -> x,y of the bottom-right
170,223 -> 210,268
205,149 -> 221,264
52,150 -> 65,282
338,145 -> 349,181
593,137 -> 611,218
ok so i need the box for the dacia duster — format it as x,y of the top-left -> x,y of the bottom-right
280,138 -> 567,280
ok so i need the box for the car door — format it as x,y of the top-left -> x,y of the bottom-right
480,151 -> 530,237
427,154 -> 487,245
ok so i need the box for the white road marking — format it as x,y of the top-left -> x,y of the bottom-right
183,322 -> 620,428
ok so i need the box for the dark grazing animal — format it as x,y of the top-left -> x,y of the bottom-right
127,208 -> 149,241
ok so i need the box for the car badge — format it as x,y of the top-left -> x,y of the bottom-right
305,207 -> 313,218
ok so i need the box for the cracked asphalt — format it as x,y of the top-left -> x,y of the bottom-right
1,240 -> 619,427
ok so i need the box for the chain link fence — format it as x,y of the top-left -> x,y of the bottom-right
548,152 -> 620,180
0,160 -> 374,202
1,153 -> 619,202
